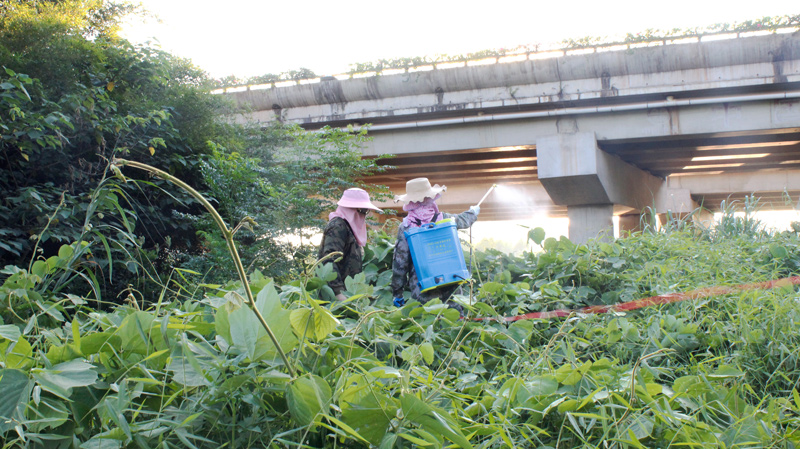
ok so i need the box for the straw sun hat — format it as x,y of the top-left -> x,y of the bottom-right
394,177 -> 447,204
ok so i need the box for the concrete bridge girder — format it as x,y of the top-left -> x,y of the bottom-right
232,34 -> 800,127
360,99 -> 800,157
242,59 -> 800,126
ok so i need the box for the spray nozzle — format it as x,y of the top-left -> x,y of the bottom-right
476,184 -> 499,207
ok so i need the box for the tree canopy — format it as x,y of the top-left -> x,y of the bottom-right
0,0 -> 389,299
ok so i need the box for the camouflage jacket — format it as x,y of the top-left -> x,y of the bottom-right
317,217 -> 363,295
391,209 -> 478,301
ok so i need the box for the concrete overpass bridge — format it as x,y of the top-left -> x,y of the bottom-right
224,30 -> 800,242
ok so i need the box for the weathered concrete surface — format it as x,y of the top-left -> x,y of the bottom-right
229,33 -> 800,127
536,132 -> 690,242
568,205 -> 615,243
536,132 -> 665,209
357,99 -> 800,157
667,168 -> 800,193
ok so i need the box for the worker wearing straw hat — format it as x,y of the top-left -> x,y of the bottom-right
318,188 -> 382,301
391,178 -> 480,311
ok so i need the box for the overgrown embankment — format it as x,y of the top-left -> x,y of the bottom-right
2,206 -> 800,448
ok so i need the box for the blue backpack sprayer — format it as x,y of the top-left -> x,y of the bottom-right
400,184 -> 497,300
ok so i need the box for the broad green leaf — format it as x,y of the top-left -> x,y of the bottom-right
80,332 -> 121,355
80,437 -> 123,449
506,320 -> 533,345
287,374 -> 332,426
557,399 -> 579,413
341,390 -> 397,445
32,359 -> 98,400
721,417 -> 762,447
379,433 -> 398,449
31,260 -> 48,277
0,324 -> 21,341
528,227 -> 546,245
0,369 -> 33,432
319,414 -> 371,445
255,281 -> 282,315
225,284 -> 298,362
494,377 -> 524,409
46,343 -> 83,364
228,306 -> 258,358
215,303 -> 232,343
400,393 -> 472,449
369,366 -> 403,379
769,245 -> 789,258
709,365 -> 745,379
419,342 -> 434,365
624,414 -> 655,440
315,262 -> 338,282
673,375 -> 711,396
57,244 -> 74,260
27,396 -> 69,431
524,375 -> 558,397
218,375 -> 251,395
793,389 -> 800,410
572,412 -> 610,420
562,371 -> 583,386
480,282 -> 504,294
4,337 -> 33,369
400,344 -> 422,364
116,311 -> 156,355
167,355 -> 209,387
290,306 -> 340,342
71,318 -> 81,346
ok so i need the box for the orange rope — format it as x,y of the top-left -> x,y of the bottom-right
472,276 -> 800,322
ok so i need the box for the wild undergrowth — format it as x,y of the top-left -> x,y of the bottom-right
2,199 -> 800,448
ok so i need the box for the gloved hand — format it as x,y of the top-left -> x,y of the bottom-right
393,297 -> 406,307
469,205 -> 480,215
335,293 -> 348,302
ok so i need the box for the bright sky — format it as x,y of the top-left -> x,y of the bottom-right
121,0 -> 799,79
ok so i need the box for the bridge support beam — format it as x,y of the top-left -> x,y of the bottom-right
537,132 -> 666,243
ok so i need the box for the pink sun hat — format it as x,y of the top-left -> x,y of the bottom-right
337,188 -> 383,212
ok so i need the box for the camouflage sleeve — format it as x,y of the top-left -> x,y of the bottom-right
442,209 -> 478,230
390,226 -> 411,298
317,218 -> 351,295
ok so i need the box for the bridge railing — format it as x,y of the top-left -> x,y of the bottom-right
212,26 -> 800,95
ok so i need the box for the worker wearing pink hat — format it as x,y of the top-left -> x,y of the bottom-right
317,188 -> 382,301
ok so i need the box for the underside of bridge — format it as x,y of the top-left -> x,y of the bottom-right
227,31 -> 800,241
364,127 -> 800,222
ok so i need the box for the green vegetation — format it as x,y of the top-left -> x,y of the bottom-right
2,191 -> 800,447
0,0 -> 389,299
2,2 -> 800,447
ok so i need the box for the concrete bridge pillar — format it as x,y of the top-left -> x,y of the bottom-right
537,132 -> 666,243
568,204 -> 615,243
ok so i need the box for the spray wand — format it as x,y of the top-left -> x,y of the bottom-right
469,184 -> 498,306
476,184 -> 498,208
